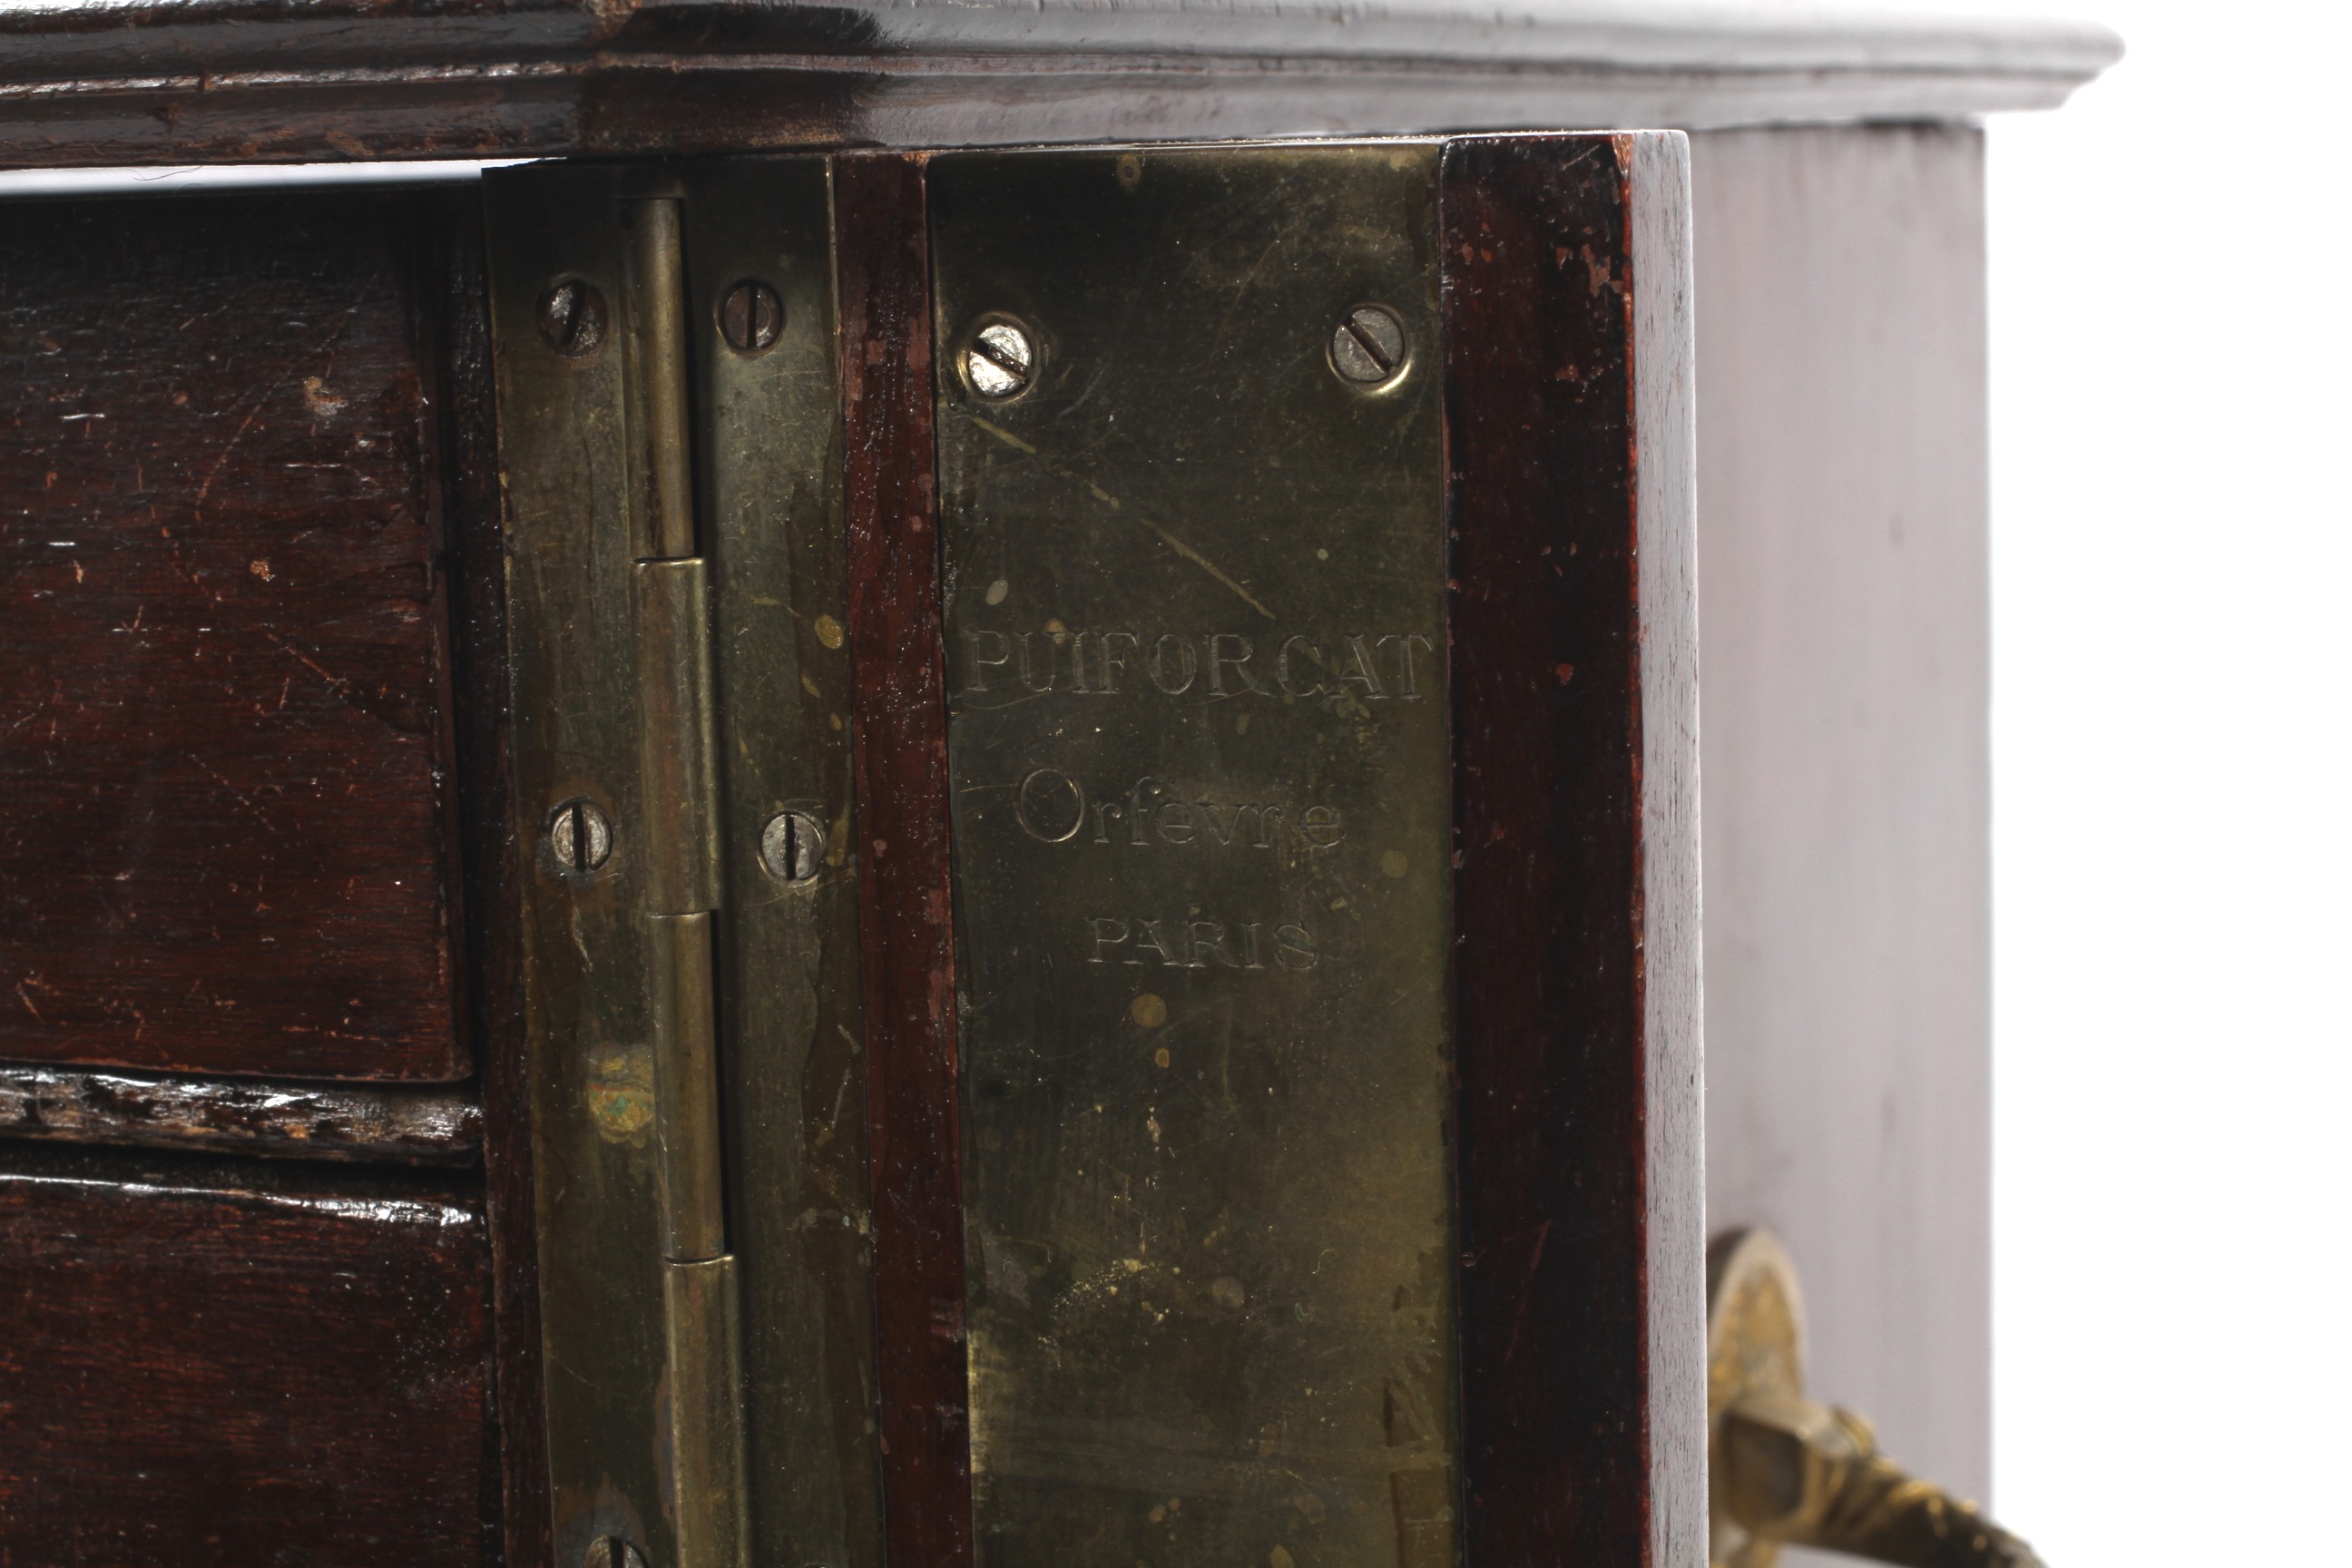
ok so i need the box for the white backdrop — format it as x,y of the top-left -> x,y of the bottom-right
1876,0 -> 2352,1559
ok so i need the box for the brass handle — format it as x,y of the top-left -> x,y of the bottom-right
1708,1230 -> 2045,1568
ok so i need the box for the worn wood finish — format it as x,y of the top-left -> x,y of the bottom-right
0,0 -> 2116,170
0,1149 -> 495,1564
429,191 -> 553,1567
835,151 -> 976,1568
1441,132 -> 1704,1568
0,189 -> 466,1083
0,1063 -> 480,1162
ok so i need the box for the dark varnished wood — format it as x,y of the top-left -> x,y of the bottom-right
0,1 -> 875,169
0,1148 -> 495,1564
1443,135 -> 1685,1568
0,0 -> 2110,171
0,190 -> 466,1083
430,191 -> 552,1567
0,68 -> 873,173
835,151 -> 976,1568
0,1063 -> 479,1162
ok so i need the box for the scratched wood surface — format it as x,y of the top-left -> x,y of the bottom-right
430,190 -> 554,1566
835,152 -> 977,1568
0,190 -> 467,1082
1441,132 -> 1705,1568
0,1149 -> 495,1565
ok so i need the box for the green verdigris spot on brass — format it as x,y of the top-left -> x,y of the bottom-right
587,1046 -> 656,1141
487,161 -> 679,1568
931,142 -> 1458,1568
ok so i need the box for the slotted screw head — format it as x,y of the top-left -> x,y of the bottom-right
547,797 -> 613,875
962,319 -> 1035,398
720,279 -> 785,354
537,279 -> 608,359
583,1537 -> 647,1568
1330,305 -> 1406,385
760,809 -> 827,885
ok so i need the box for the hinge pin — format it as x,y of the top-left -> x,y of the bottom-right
624,199 -> 698,560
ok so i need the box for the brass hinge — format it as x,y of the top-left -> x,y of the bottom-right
631,189 -> 742,1568
486,160 -> 871,1568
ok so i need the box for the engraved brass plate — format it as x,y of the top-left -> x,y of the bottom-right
932,144 -> 1459,1568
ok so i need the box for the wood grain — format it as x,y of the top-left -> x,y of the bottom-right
0,0 -> 2113,170
0,1149 -> 495,1565
0,1063 -> 479,1162
834,150 -> 975,1568
427,187 -> 553,1567
1440,132 -> 1704,1568
0,190 -> 466,1082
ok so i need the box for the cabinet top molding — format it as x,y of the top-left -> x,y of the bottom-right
0,0 -> 2120,167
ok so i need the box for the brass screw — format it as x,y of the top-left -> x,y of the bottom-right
962,319 -> 1035,398
760,809 -> 826,885
548,797 -> 613,875
720,279 -> 785,354
537,279 -> 607,359
1329,305 -> 1405,385
583,1538 -> 647,1568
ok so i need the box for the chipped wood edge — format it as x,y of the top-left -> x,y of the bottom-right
0,1063 -> 483,1165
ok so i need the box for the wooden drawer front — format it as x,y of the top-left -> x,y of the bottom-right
0,191 -> 466,1081
0,1159 -> 494,1563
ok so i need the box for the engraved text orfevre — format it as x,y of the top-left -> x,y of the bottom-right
962,627 -> 1437,701
1014,770 -> 1344,850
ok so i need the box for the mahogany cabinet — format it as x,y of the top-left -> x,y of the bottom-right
5,141 -> 1700,1568
0,4 -> 2114,1564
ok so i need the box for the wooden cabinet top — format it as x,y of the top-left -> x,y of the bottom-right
0,0 -> 2119,168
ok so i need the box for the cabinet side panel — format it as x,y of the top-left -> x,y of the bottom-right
1689,125 -> 1991,1517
